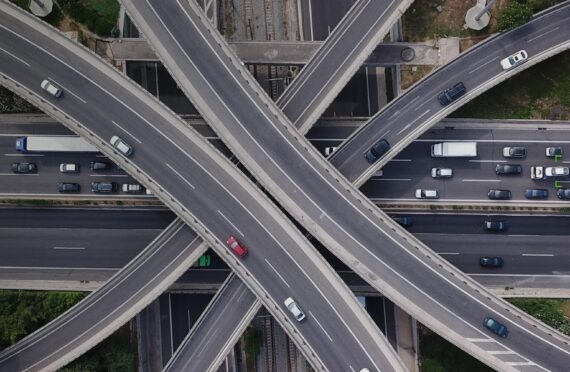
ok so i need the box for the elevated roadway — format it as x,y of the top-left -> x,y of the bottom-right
0,3 -> 399,371
122,0 -> 570,370
329,3 -> 570,186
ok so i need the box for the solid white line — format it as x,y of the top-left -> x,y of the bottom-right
390,159 -> 412,162
469,160 -> 506,163
522,253 -> 554,257
0,173 -> 39,176
111,120 -> 142,144
53,246 -> 85,250
308,0 -> 314,41
507,361 -> 536,366
466,338 -> 494,342
166,163 -> 196,189
468,273 -> 570,278
309,310 -> 333,342
468,56 -> 499,74
49,78 -> 87,103
527,26 -> 559,42
89,174 -> 128,177
489,350 -> 514,355
371,178 -> 411,182
462,179 -> 501,182
0,46 -> 30,66
4,153 -> 44,157
264,259 -> 290,288
388,110 -> 400,119
439,252 -> 460,255
217,210 -> 243,237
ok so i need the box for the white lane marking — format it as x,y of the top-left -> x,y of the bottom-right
396,123 -> 411,134
0,173 -> 39,176
217,210 -> 243,237
397,109 -> 430,135
416,138 -> 570,144
309,310 -> 333,342
0,46 -> 30,66
462,179 -> 501,182
48,78 -> 87,103
89,174 -> 128,177
53,246 -> 85,250
468,56 -> 499,74
489,350 -> 515,355
469,273 -> 570,277
439,252 -> 460,255
527,26 -> 559,42
522,254 -> 554,257
265,259 -> 290,288
166,163 -> 196,189
469,160 -> 506,163
389,110 -> 400,119
196,327 -> 220,357
111,120 -> 142,144
308,0 -> 314,41
390,159 -> 412,162
508,361 -> 537,366
4,153 -> 44,157
370,178 -> 411,181
507,234 -> 539,237
408,96 -> 419,106
466,338 -> 495,342
412,98 -> 432,112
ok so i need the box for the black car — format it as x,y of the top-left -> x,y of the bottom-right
495,164 -> 522,175
479,256 -> 504,268
557,188 -> 570,199
91,181 -> 118,193
365,139 -> 390,164
437,82 -> 466,106
90,161 -> 110,171
57,182 -> 80,193
11,162 -> 37,174
484,221 -> 506,232
524,188 -> 548,199
391,216 -> 413,227
483,317 -> 508,338
502,146 -> 526,158
487,189 -> 512,200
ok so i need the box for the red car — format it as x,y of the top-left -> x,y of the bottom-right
226,236 -> 248,257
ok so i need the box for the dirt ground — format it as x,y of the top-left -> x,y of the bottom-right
400,65 -> 436,90
561,300 -> 570,318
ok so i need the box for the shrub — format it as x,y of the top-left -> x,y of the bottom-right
497,2 -> 533,31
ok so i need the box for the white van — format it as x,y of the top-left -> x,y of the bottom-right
41,80 -> 63,98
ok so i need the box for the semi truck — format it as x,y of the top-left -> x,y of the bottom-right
431,142 -> 477,157
16,136 -> 99,153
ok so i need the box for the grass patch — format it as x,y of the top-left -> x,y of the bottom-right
509,298 -> 570,336
0,86 -> 40,114
61,0 -> 120,36
453,51 -> 570,119
419,325 -> 493,372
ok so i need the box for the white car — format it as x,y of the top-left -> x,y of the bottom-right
284,297 -> 306,322
545,167 -> 569,177
122,183 -> 144,193
324,146 -> 337,156
110,135 -> 133,157
500,50 -> 528,70
40,79 -> 63,98
415,189 -> 439,199
59,163 -> 79,173
431,168 -> 453,178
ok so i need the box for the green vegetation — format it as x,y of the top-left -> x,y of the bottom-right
243,326 -> 263,359
508,298 -> 570,336
0,290 -> 85,348
497,2 -> 533,31
419,328 -> 493,372
453,51 -> 570,120
0,87 -> 39,114
60,0 -> 120,36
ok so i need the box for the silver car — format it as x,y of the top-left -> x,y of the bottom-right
110,136 -> 133,157
500,50 -> 528,70
284,297 -> 306,322
431,168 -> 453,178
41,79 -> 63,98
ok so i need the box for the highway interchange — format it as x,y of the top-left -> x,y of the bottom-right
0,0 -> 569,371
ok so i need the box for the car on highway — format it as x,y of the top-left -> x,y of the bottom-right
546,147 -> 562,158
40,79 -> 63,98
431,168 -> 453,178
487,189 -> 511,200
415,189 -> 439,199
495,164 -> 522,175
57,182 -> 80,193
483,317 -> 508,338
122,183 -> 144,193
226,235 -> 248,257
484,221 -> 506,232
500,50 -> 528,70
59,163 -> 79,173
324,146 -> 337,156
479,256 -> 504,268
90,161 -> 110,171
437,82 -> 466,106
502,146 -> 526,158
545,167 -> 569,177
372,170 -> 383,178
557,188 -> 570,199
364,139 -> 390,164
391,216 -> 413,227
91,181 -> 118,193
284,297 -> 306,322
524,188 -> 548,199
11,162 -> 37,174
110,135 -> 133,157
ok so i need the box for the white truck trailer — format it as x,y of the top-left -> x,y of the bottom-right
16,136 -> 99,152
431,142 -> 477,157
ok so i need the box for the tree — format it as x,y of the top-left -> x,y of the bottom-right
497,2 -> 533,32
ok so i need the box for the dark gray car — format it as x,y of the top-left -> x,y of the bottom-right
91,181 -> 118,193
495,164 -> 522,175
437,82 -> 466,106
487,189 -> 512,200
57,182 -> 80,193
365,139 -> 390,164
524,189 -> 548,199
